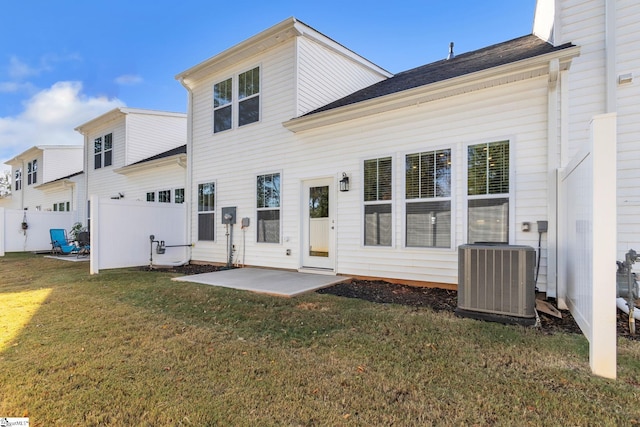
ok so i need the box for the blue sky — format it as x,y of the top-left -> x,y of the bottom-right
0,0 -> 536,170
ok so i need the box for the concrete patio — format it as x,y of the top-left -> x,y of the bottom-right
172,267 -> 350,297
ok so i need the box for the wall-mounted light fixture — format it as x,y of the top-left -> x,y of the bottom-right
339,172 -> 350,192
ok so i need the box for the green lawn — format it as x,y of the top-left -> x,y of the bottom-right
1,252 -> 639,425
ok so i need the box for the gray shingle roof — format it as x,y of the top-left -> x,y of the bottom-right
304,35 -> 575,116
130,145 -> 187,166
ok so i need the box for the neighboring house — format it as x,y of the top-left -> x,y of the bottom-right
74,108 -> 187,227
175,17 -> 581,291
2,145 -> 84,214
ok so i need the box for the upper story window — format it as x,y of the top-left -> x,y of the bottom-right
214,78 -> 232,133
213,66 -> 260,133
146,192 -> 155,202
27,160 -> 37,185
256,173 -> 280,243
364,157 -> 392,246
94,133 -> 113,169
467,140 -> 510,244
405,149 -> 452,248
238,67 -> 260,126
14,168 -> 22,190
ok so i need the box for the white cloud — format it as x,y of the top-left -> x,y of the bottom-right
0,81 -> 35,93
7,54 -> 82,81
8,56 -> 39,79
115,74 -> 143,85
0,81 -> 124,170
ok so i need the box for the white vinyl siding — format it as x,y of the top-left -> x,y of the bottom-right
125,112 -> 187,165
615,0 -> 640,256
559,0 -> 607,159
188,39 -> 295,266
296,37 -> 388,116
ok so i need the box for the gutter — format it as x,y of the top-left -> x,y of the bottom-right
178,77 -> 195,264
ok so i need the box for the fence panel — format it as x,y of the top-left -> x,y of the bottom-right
91,197 -> 189,274
0,208 -> 75,254
558,113 -> 617,378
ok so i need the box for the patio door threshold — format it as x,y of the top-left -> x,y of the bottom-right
298,267 -> 336,276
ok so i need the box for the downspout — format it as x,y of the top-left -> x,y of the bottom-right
178,77 -> 194,265
547,58 -> 560,300
19,158 -> 25,210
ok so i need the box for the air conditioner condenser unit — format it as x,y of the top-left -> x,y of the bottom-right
456,244 -> 536,326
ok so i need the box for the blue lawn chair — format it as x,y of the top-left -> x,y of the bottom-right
50,229 -> 78,255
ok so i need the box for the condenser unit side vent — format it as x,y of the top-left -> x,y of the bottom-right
456,244 -> 536,325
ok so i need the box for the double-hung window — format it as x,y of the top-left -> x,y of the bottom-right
213,66 -> 260,133
198,182 -> 215,241
27,160 -> 37,185
238,67 -> 260,126
467,140 -> 510,244
256,173 -> 280,243
174,188 -> 185,204
213,78 -> 232,133
146,192 -> 155,202
405,149 -> 452,248
94,133 -> 113,169
158,190 -> 171,203
14,168 -> 22,191
364,157 -> 392,246
53,202 -> 70,212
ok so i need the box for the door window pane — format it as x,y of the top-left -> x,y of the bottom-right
309,186 -> 329,257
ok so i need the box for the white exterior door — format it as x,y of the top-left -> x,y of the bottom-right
302,178 -> 335,270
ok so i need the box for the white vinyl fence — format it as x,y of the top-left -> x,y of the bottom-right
90,197 -> 189,274
0,208 -> 75,256
558,113 -> 617,379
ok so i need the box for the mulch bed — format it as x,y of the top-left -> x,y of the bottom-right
153,264 -> 639,341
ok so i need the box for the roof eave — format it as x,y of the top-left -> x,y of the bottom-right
283,46 -> 580,133
35,178 -> 76,191
176,17 -> 302,86
175,17 -> 391,86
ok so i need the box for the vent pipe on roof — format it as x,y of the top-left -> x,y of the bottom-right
447,42 -> 455,60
